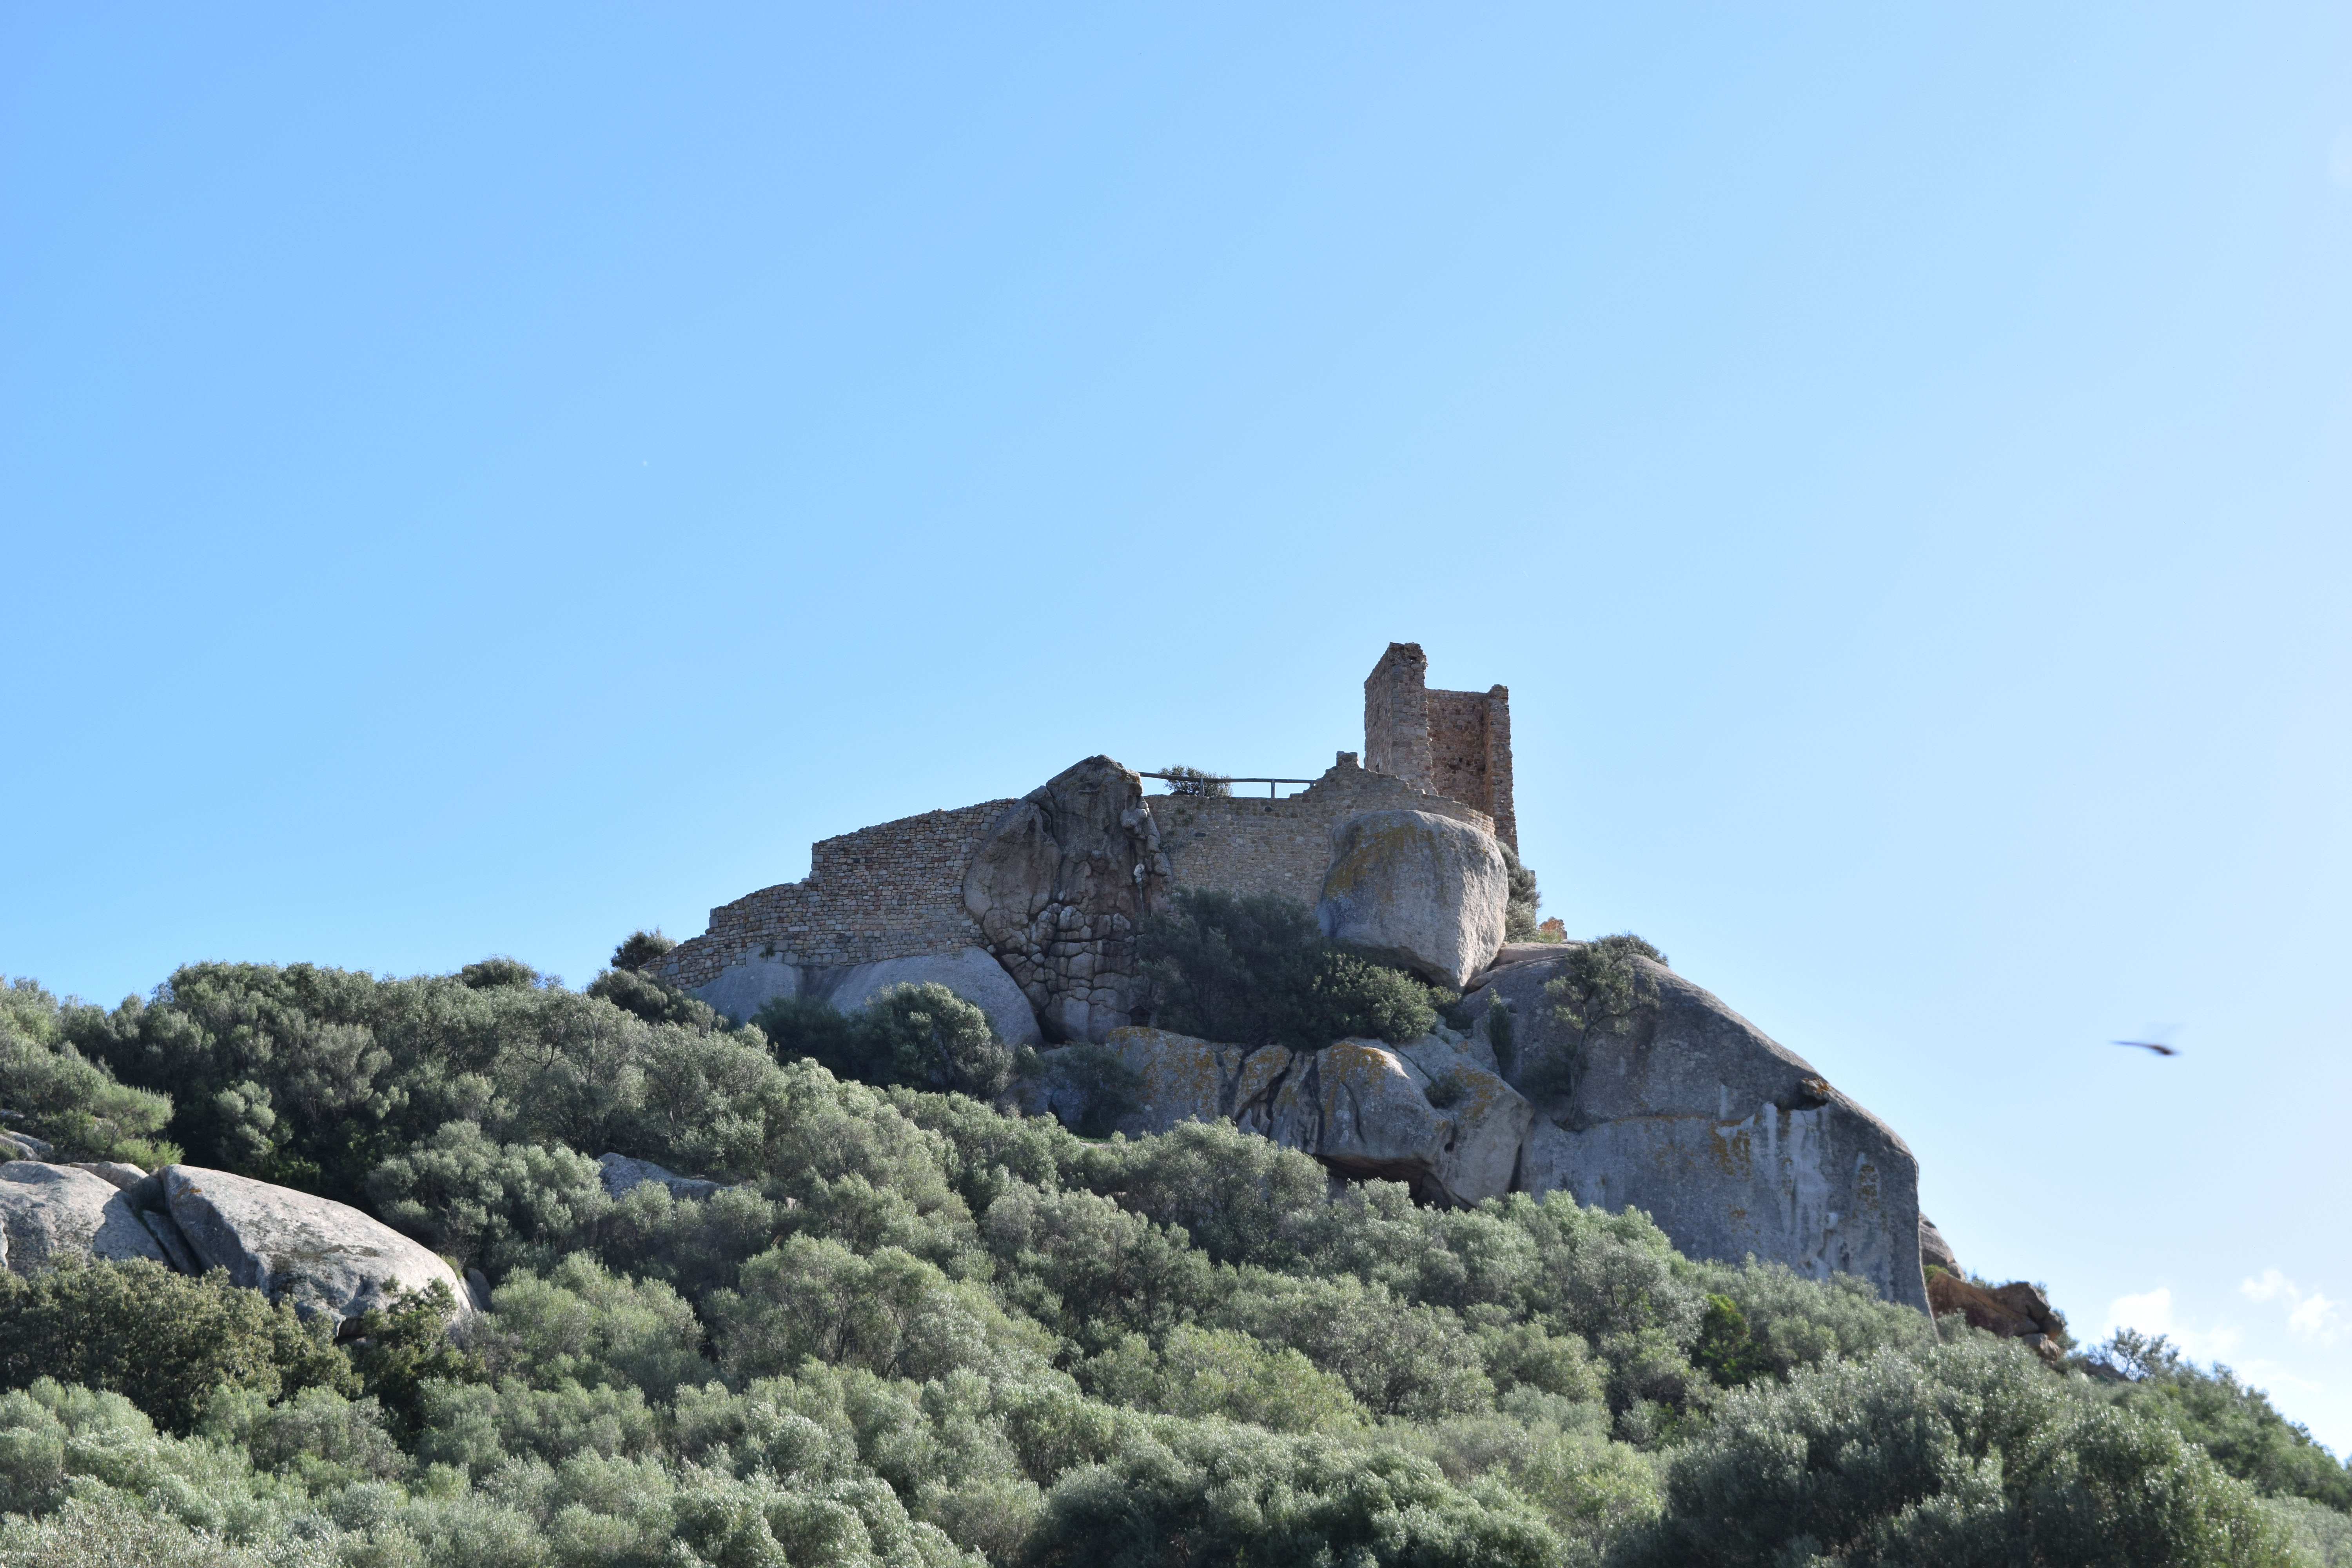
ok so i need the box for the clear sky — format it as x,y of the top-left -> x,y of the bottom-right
6,5 -> 2349,1450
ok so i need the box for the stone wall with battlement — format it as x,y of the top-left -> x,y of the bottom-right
659,799 -> 1022,992
1150,757 -> 1494,909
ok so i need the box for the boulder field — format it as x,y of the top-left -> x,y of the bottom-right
1020,942 -> 1932,1312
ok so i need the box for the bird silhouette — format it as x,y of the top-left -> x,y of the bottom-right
2112,1040 -> 2179,1057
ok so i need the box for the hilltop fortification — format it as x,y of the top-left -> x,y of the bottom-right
653,644 -> 1931,1312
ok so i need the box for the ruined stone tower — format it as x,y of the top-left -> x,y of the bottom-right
1362,642 -> 1516,849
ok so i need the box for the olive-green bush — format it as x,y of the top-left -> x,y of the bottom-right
0,979 -> 178,1167
1137,888 -> 1445,1049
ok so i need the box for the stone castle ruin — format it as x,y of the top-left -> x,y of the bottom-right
655,643 -> 1933,1312
660,642 -> 1514,1040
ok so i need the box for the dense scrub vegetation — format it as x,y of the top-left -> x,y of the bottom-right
0,948 -> 2343,1565
1137,888 -> 1450,1049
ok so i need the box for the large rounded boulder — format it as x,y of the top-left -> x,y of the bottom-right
162,1165 -> 472,1327
1315,809 -> 1508,990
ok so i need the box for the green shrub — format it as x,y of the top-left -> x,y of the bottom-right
458,957 -> 540,991
611,930 -> 677,973
0,980 -> 178,1167
1158,764 -> 1231,797
1138,1323 -> 1368,1433
1138,888 -> 1443,1049
0,1258 -> 354,1435
2260,1494 -> 2352,1566
483,1255 -> 709,1402
756,984 -> 1014,1100
1020,1421 -> 1566,1568
365,1120 -> 609,1273
707,1236 -> 1050,1385
1525,934 -> 1664,1104
584,964 -> 726,1030
1501,842 -> 1543,943
1616,1337 -> 2296,1568
2092,1330 -> 2352,1512
862,985 -> 1016,1099
336,1280 -> 485,1443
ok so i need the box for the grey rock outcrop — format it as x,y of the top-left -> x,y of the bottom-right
0,1130 -> 55,1162
69,1161 -> 149,1191
692,952 -> 804,1026
1919,1214 -> 1961,1276
142,1207 -> 200,1272
693,946 -> 1043,1046
596,1153 -> 724,1201
1465,946 -> 1927,1312
0,1161 -> 170,1273
1316,810 -> 1508,989
1031,1027 -> 1532,1207
162,1165 -> 472,1326
964,757 -> 1172,1043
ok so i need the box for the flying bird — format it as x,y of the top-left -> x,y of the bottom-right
2112,1040 -> 2179,1056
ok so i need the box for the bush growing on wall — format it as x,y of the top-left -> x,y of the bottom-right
1158,764 -> 1232,797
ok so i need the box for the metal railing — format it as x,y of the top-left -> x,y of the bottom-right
1137,771 -> 1316,800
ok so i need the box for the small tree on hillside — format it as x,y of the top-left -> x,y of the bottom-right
1525,934 -> 1666,1106
612,929 -> 677,972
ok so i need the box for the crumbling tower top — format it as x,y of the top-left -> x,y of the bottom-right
1361,642 -> 1516,849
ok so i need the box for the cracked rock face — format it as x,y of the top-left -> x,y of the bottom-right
963,756 -> 1172,1043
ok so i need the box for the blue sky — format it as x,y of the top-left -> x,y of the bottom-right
5,5 -> 2350,1449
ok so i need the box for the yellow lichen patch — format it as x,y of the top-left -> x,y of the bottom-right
1105,1027 -> 1225,1127
1711,1119 -> 1756,1179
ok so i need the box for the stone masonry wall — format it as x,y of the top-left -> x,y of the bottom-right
1150,756 -> 1493,909
1363,643 -> 1433,791
1426,684 -> 1516,849
660,799 -> 1022,992
1363,642 -> 1515,851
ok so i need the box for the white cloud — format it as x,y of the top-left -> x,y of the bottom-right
2236,1358 -> 2325,1397
2242,1270 -> 2348,1348
2101,1286 -> 2244,1362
